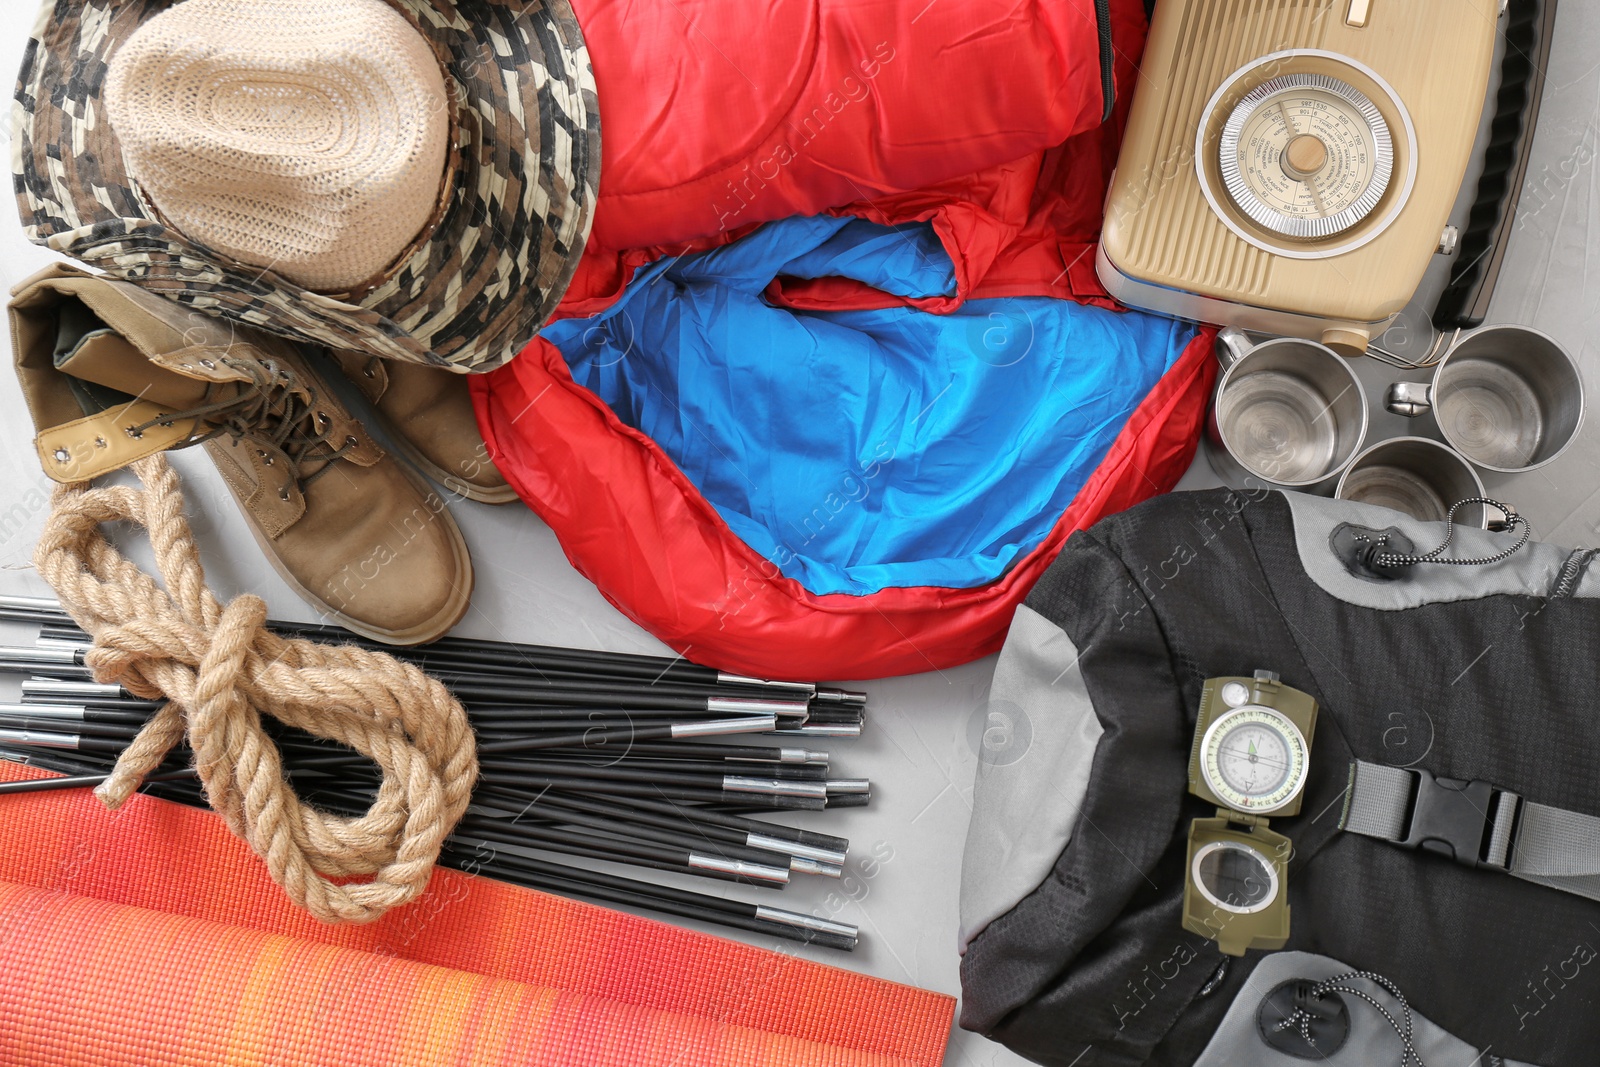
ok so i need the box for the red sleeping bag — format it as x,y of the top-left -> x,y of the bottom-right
473,0 -> 1215,679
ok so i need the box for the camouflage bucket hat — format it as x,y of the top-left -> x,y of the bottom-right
12,0 -> 601,373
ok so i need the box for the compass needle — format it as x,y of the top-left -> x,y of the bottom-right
1221,744 -> 1287,772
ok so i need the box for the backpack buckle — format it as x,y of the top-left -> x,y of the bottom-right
1397,769 -> 1505,869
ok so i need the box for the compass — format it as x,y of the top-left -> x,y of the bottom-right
1219,72 -> 1394,241
1183,673 -> 1317,955
1198,704 -> 1310,815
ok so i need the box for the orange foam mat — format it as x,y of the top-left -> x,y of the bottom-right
0,882 -> 917,1066
0,764 -> 953,1066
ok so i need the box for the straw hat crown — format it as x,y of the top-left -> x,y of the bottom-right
103,0 -> 450,294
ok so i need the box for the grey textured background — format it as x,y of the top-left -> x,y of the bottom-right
0,2 -> 1596,1063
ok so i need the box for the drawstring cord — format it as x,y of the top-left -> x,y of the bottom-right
1272,970 -> 1426,1067
1353,497 -> 1530,569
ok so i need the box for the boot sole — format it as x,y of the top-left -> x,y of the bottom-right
233,460 -> 476,647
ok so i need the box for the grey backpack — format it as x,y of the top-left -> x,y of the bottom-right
960,488 -> 1600,1067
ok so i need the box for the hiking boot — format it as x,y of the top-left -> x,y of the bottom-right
329,351 -> 517,504
9,263 -> 473,646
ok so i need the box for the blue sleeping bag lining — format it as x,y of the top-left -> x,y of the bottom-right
542,215 -> 1196,596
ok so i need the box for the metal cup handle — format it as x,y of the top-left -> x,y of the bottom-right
1215,326 -> 1255,370
1386,381 -> 1434,418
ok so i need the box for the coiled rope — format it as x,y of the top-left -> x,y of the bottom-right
32,454 -> 478,924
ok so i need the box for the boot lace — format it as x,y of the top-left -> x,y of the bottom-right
126,356 -> 357,498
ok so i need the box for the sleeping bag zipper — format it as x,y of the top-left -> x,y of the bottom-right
1096,0 -> 1116,121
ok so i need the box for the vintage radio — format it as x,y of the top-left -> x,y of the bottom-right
1097,0 -> 1500,355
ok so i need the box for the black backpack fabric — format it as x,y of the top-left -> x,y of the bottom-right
958,488 -> 1600,1066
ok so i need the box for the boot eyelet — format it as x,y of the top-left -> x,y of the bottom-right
363,367 -> 377,378
278,486 -> 291,501
345,435 -> 358,447
94,437 -> 106,449
125,426 -> 143,439
52,448 -> 70,463
315,411 -> 330,427
199,359 -> 216,369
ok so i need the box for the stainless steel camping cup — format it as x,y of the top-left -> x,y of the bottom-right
1385,324 -> 1584,474
1205,327 -> 1369,493
1335,437 -> 1490,529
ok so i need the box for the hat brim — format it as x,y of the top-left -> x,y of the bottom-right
12,0 -> 600,373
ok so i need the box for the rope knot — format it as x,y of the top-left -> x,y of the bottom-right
194,593 -> 270,708
80,612 -> 214,699
34,455 -> 478,924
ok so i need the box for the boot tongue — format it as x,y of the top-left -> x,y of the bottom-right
56,327 -> 223,410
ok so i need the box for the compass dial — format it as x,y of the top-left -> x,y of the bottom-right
1199,706 -> 1310,814
1219,73 -> 1394,240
